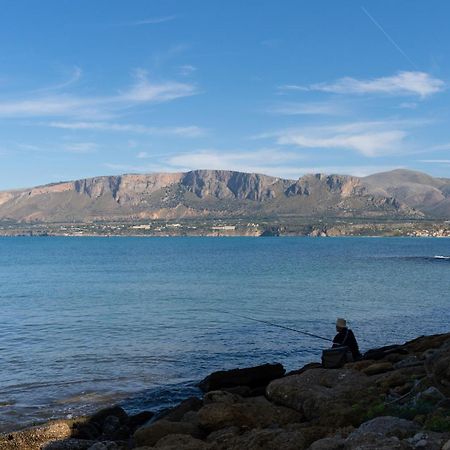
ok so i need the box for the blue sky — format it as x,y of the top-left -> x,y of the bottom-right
1,0 -> 450,189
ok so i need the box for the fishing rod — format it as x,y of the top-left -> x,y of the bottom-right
214,309 -> 333,343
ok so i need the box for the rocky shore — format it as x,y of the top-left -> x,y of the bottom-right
2,332 -> 450,449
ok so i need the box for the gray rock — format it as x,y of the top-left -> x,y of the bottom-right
414,386 -> 445,404
266,368 -> 370,424
307,436 -> 345,449
345,432 -> 412,449
349,416 -> 420,439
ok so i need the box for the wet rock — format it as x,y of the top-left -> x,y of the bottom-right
102,416 -> 120,436
221,385 -> 251,397
203,390 -> 241,405
72,422 -> 100,440
198,363 -> 285,392
349,416 -> 420,439
362,362 -> 394,376
197,395 -> 303,432
286,362 -> 322,376
133,419 -> 201,447
158,397 -> 203,422
363,345 -> 407,361
266,368 -> 371,425
126,411 -> 154,430
90,407 -> 128,427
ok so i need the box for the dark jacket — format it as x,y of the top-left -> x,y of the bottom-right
333,328 -> 361,360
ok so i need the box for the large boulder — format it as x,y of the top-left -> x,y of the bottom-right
197,395 -> 303,432
158,397 -> 203,422
266,368 -> 372,426
344,432 -> 412,449
198,363 -> 285,392
207,427 -> 308,450
151,433 -> 210,449
348,416 -> 420,439
133,419 -> 201,447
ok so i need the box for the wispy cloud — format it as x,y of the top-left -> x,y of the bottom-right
34,66 -> 83,93
418,159 -> 450,164
277,130 -> 406,157
179,65 -> 197,76
48,121 -> 206,137
267,101 -> 345,116
280,71 -> 445,98
62,142 -> 98,153
257,120 -> 423,157
105,151 -> 400,179
0,69 -> 198,120
121,16 -> 177,26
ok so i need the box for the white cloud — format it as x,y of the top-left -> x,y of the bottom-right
258,121 -> 415,157
267,101 -> 344,116
48,121 -> 206,137
281,71 -> 445,98
0,70 -> 198,119
277,130 -> 406,157
137,151 -> 151,159
105,151 -> 400,179
418,159 -> 450,164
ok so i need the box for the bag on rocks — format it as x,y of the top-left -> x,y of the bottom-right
322,346 -> 353,368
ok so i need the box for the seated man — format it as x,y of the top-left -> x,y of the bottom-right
333,318 -> 362,361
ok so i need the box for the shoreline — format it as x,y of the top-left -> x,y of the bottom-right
3,332 -> 450,449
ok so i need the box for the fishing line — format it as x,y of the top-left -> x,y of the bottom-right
213,309 -> 332,342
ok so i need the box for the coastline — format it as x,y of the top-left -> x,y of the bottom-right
3,332 -> 450,449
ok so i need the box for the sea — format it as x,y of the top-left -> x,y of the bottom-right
0,236 -> 449,432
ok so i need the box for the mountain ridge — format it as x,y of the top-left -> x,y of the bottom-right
0,168 -> 448,223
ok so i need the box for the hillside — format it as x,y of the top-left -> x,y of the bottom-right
0,169 -> 448,223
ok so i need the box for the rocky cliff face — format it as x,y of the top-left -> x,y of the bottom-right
0,169 -> 440,223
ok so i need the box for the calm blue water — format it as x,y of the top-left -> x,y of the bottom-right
0,236 -> 449,431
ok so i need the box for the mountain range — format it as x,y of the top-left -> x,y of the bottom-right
0,169 -> 449,223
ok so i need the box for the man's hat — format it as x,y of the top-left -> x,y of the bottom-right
336,318 -> 347,328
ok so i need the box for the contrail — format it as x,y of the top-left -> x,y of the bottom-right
361,6 -> 418,70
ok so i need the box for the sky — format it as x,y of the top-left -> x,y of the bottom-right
1,0 -> 450,190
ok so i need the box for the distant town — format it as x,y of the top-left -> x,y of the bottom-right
1,218 -> 449,238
